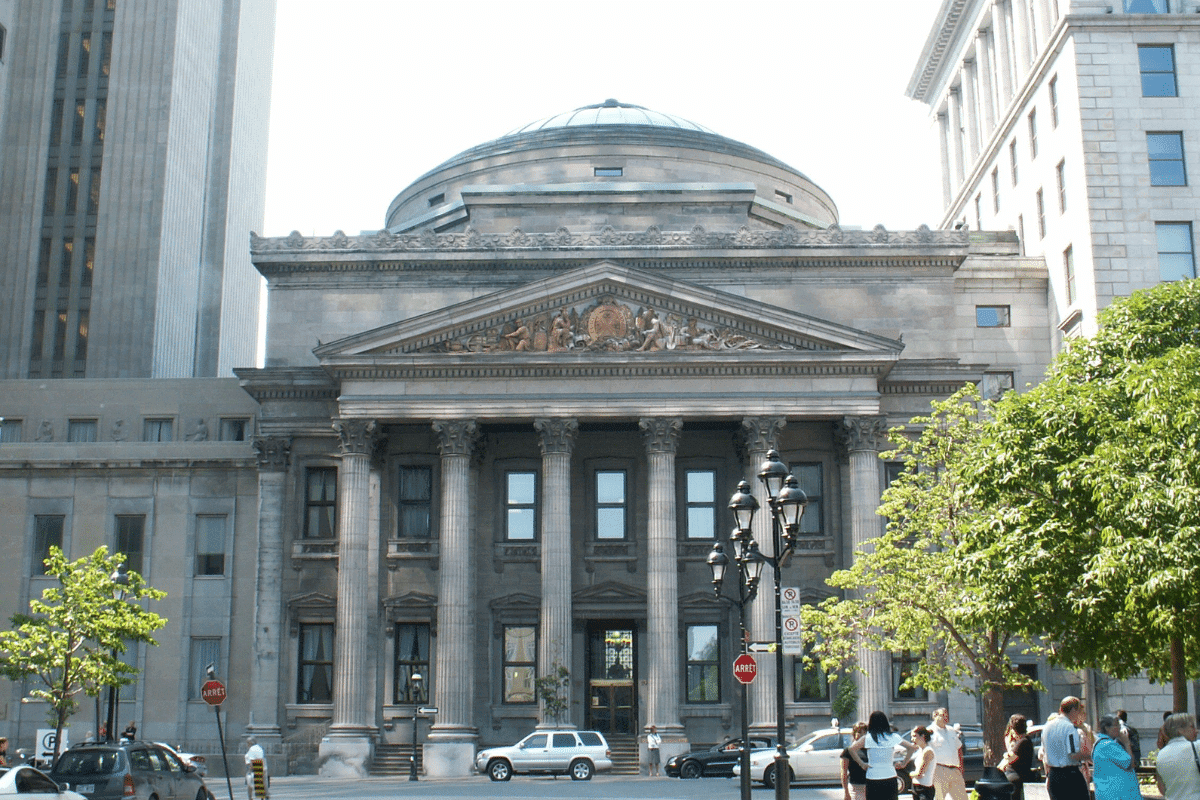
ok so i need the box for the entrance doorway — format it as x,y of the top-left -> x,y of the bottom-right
586,624 -> 637,735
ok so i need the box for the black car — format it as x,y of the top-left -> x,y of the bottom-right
666,736 -> 778,779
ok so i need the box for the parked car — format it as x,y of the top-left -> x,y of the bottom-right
665,735 -> 777,778
475,730 -> 612,781
155,744 -> 207,777
0,765 -> 87,799
49,740 -> 214,800
733,727 -> 918,789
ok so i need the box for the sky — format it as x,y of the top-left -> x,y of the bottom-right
262,0 -> 948,239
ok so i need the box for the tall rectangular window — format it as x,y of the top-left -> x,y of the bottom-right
1139,45 -> 1177,97
1064,245 -> 1077,305
1009,139 -> 1019,186
685,470 -> 717,539
297,624 -> 334,704
506,471 -> 537,540
793,463 -> 823,535
686,624 -> 720,703
595,470 -> 626,540
67,419 -> 97,442
1124,0 -> 1168,11
1036,189 -> 1046,239
397,465 -> 432,539
1157,222 -> 1196,280
195,515 -> 226,576
503,625 -> 537,703
143,418 -> 173,442
393,623 -> 430,704
305,467 -> 337,538
33,515 -> 64,575
794,641 -> 829,701
1148,133 -> 1187,186
1028,109 -> 1038,159
991,168 -> 1000,213
115,514 -> 145,575
1049,75 -> 1060,128
188,638 -> 221,699
0,419 -> 22,444
1056,160 -> 1067,212
892,650 -> 928,700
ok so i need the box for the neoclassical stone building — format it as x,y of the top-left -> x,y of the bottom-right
235,100 -> 1052,776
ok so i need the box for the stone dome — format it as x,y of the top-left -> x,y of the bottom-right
384,100 -> 837,234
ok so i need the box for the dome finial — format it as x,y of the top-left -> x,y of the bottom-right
602,98 -> 620,107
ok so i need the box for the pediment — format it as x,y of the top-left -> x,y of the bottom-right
287,591 -> 336,612
572,580 -> 648,606
314,262 -> 902,360
382,591 -> 439,610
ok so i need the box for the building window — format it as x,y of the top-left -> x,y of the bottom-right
794,640 -> 829,701
1148,133 -> 1187,186
115,515 -> 145,575
305,467 -> 337,539
297,624 -> 334,704
685,624 -> 720,703
1049,75 -> 1059,128
976,305 -> 1012,327
983,371 -> 1017,401
595,470 -> 626,540
1124,0 -> 1168,11
1036,189 -> 1046,239
503,625 -> 537,703
1139,45 -> 1177,97
685,469 -> 717,539
505,471 -> 537,540
67,419 -> 97,442
142,418 -> 173,442
793,463 -> 823,535
594,167 -> 622,177
188,638 -> 221,699
892,650 -> 928,700
33,515 -> 64,575
394,623 -> 430,704
1028,109 -> 1038,159
1009,139 -> 1019,186
218,418 -> 248,441
397,465 -> 433,539
0,418 -> 22,444
991,168 -> 1000,213
1056,160 -> 1067,212
0,25 -> 6,62
1064,245 -> 1077,305
195,515 -> 226,576
1157,222 -> 1196,280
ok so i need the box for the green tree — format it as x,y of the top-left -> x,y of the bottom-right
803,386 -> 1035,764
0,546 -> 167,761
963,279 -> 1200,711
535,663 -> 571,725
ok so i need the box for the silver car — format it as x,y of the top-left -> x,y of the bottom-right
475,730 -> 612,781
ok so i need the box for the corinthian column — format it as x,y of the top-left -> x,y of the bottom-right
247,436 -> 290,748
321,419 -> 380,777
836,415 -> 890,719
739,416 -> 786,735
424,420 -> 481,777
639,417 -> 685,749
534,417 -> 578,727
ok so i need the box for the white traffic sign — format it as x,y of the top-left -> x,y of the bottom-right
781,586 -> 803,655
417,706 -> 439,715
748,642 -> 777,653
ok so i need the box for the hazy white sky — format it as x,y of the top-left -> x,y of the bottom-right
263,0 -> 947,238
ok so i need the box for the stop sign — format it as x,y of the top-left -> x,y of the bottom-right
201,679 -> 227,706
733,654 -> 757,684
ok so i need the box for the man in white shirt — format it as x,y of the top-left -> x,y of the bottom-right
1155,713 -> 1200,800
244,736 -> 268,800
929,708 -> 968,800
1042,696 -> 1090,800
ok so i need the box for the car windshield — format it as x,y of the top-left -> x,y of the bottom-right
53,749 -> 122,775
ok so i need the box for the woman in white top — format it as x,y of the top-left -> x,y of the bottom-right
910,726 -> 937,800
849,711 -> 920,800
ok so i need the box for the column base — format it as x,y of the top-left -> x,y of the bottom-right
317,732 -> 372,778
423,733 -> 478,778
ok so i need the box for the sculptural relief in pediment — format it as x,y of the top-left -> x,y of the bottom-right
418,295 -> 797,354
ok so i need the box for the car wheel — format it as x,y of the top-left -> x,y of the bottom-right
487,759 -> 512,781
570,759 -> 593,781
764,764 -> 793,789
680,760 -> 703,779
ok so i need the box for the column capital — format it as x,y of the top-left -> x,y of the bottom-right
739,416 -> 786,456
638,417 -> 682,454
252,436 -> 291,471
836,416 -> 889,454
432,419 -> 480,457
534,418 -> 578,456
333,419 -> 379,456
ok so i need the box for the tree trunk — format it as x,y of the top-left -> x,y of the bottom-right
1170,635 -> 1187,712
981,676 -> 1006,767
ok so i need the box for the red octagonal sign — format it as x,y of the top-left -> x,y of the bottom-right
733,653 -> 757,685
201,679 -> 227,706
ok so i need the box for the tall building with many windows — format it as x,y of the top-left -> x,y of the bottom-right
909,0 -> 1200,341
0,0 -> 274,379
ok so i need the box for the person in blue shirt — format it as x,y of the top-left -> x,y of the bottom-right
1091,714 -> 1139,800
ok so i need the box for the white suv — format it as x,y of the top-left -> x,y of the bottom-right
475,730 -> 612,781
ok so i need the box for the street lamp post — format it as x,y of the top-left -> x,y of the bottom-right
408,672 -> 424,782
709,450 -> 806,800
706,540 -> 754,800
105,563 -> 130,743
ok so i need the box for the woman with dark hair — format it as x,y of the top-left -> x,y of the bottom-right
1000,714 -> 1037,800
911,726 -> 936,800
849,711 -> 919,800
841,722 -> 869,800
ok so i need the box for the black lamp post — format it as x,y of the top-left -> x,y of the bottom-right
706,539 -> 754,800
409,671 -> 424,782
708,450 -> 806,800
105,563 -> 130,743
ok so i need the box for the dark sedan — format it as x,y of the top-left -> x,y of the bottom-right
666,736 -> 778,779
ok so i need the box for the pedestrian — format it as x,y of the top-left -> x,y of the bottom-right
1042,696 -> 1091,800
910,726 -> 937,800
646,725 -> 661,777
1000,714 -> 1036,800
1092,714 -> 1139,800
0,736 -> 8,767
1155,713 -> 1200,800
122,721 -> 137,741
848,711 -> 919,800
244,735 -> 269,799
929,708 -> 968,800
841,722 -> 869,800
1115,710 -> 1141,765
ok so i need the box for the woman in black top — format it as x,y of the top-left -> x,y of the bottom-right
841,722 -> 869,800
1001,714 -> 1037,800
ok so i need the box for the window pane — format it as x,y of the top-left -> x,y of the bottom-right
188,638 -> 221,699
507,472 -> 535,505
687,507 -> 715,539
298,624 -> 334,704
596,471 -> 624,504
597,507 -> 625,539
505,667 -> 535,703
686,624 -> 720,703
218,419 -> 247,441
67,419 -> 97,442
1124,0 -> 1167,10
305,468 -> 337,538
116,515 -> 145,575
687,625 -> 718,661
687,664 -> 720,702
394,623 -> 430,704
1140,45 -> 1174,72
800,499 -> 822,534
1157,222 -> 1192,252
398,465 -> 432,539
503,625 -> 536,704
686,470 -> 714,503
34,515 -> 64,575
976,306 -> 1011,327
195,515 -> 225,576
1148,133 -> 1183,159
1143,73 -> 1177,97
505,626 -> 536,662
507,507 -> 535,540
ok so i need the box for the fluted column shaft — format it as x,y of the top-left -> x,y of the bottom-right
331,420 -> 378,732
948,88 -> 965,190
534,418 -> 578,726
837,416 -> 890,719
963,59 -> 980,162
248,437 -> 290,737
977,30 -> 996,138
1012,0 -> 1032,72
740,417 -> 786,734
431,420 -> 481,737
993,1 -> 1014,105
939,112 -> 953,207
639,417 -> 683,735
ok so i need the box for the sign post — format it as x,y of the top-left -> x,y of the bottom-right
202,677 -> 235,800
781,587 -> 803,656
733,653 -> 758,685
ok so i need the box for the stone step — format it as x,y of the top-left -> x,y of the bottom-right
369,744 -> 421,776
